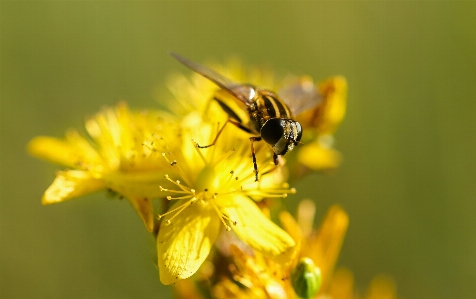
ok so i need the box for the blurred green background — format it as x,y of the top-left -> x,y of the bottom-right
1,1 -> 475,298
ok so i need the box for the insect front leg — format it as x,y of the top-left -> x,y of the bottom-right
194,119 -> 231,149
259,154 -> 283,180
249,136 -> 262,182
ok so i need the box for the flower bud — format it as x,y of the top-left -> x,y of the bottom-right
291,257 -> 322,299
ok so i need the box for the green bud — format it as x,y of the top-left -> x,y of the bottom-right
291,257 -> 322,299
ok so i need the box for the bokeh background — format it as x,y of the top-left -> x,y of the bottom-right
1,1 -> 475,298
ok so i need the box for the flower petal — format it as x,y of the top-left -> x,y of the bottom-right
42,170 -> 105,205
305,205 -> 349,292
157,200 -> 221,285
297,141 -> 342,171
327,268 -> 354,298
28,130 -> 103,168
317,76 -> 347,135
365,274 -> 397,299
219,195 -> 295,264
28,135 -> 82,168
124,196 -> 155,232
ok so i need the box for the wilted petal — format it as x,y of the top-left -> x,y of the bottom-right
158,200 -> 221,285
219,195 -> 295,264
42,170 -> 105,205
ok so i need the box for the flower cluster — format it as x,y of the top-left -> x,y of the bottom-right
29,55 -> 398,298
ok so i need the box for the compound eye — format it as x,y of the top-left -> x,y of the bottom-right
295,122 -> 303,143
261,119 -> 284,146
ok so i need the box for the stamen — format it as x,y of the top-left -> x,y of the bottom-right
210,148 -> 235,168
159,186 -> 189,194
226,170 -> 235,184
223,186 -> 296,199
166,194 -> 195,201
164,174 -> 191,192
157,197 -> 197,224
209,199 -> 234,231
161,152 -> 171,163
161,151 -> 178,166
142,141 -> 158,152
238,170 -> 255,182
222,213 -> 238,226
191,139 -> 208,165
162,152 -> 192,187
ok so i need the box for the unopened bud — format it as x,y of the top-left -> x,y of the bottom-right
291,257 -> 322,299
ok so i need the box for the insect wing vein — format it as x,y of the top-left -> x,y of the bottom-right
278,81 -> 322,116
170,52 -> 253,104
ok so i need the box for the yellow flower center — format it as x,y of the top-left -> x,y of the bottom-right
156,142 -> 296,232
195,166 -> 220,195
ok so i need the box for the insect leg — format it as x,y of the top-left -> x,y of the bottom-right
249,136 -> 262,182
260,154 -> 283,179
195,116 -> 254,149
227,118 -> 254,133
195,119 -> 230,149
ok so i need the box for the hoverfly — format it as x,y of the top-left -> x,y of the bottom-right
171,53 -> 322,181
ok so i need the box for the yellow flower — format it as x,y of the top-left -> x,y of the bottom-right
186,200 -> 398,299
206,201 -> 347,299
213,244 -> 289,299
280,200 -> 349,294
295,76 -> 348,171
296,76 -> 348,135
155,119 -> 296,285
164,57 -> 347,175
28,102 -> 178,232
326,269 -> 399,299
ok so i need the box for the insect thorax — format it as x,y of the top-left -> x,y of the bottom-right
248,90 -> 293,131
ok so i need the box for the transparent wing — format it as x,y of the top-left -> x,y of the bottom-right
278,79 -> 322,116
170,52 -> 255,104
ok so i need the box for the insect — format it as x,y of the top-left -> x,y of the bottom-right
171,53 -> 322,181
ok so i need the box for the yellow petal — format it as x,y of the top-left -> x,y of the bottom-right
103,170 -> 170,199
295,76 -> 347,135
28,130 -> 103,169
365,274 -> 397,299
219,195 -> 295,264
317,76 -> 347,135
42,170 -> 105,205
279,210 -> 303,243
173,279 -> 205,299
278,210 -> 302,268
157,200 -> 220,285
326,268 -> 354,299
297,141 -> 342,171
28,135 -> 82,168
306,205 -> 349,293
125,196 -> 155,232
